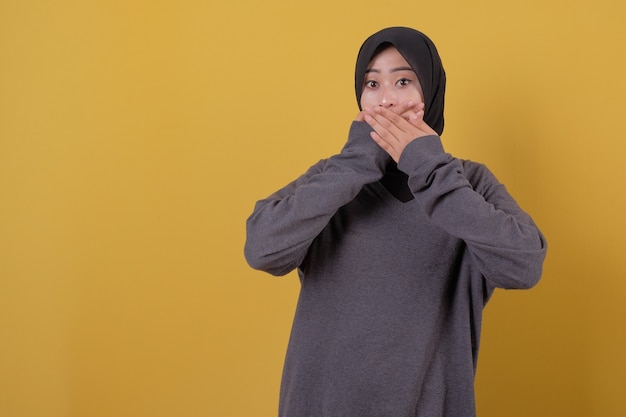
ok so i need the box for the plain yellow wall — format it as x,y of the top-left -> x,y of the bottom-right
1,0 -> 625,416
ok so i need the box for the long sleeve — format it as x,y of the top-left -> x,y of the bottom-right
244,121 -> 390,276
397,135 -> 547,289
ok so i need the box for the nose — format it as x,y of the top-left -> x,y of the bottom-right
379,87 -> 396,108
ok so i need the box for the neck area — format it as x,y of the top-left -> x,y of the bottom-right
379,160 -> 414,203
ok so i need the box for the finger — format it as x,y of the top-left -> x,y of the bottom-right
408,113 -> 438,136
368,107 -> 434,145
406,109 -> 425,127
390,100 -> 417,116
363,113 -> 398,152
377,106 -> 437,137
363,113 -> 392,142
393,101 -> 424,123
403,102 -> 425,119
364,111 -> 408,156
370,130 -> 394,153
364,109 -> 397,138
370,130 -> 402,162
371,106 -> 416,134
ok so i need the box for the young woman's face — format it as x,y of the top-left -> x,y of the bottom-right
359,46 -> 424,110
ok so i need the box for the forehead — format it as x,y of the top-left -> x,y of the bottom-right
367,46 -> 413,70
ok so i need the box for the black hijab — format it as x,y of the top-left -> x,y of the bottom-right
355,27 -> 446,136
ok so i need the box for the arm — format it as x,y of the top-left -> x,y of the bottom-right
398,136 -> 547,289
244,121 -> 390,276
364,107 -> 546,289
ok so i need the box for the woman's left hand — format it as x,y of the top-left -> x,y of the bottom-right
364,106 -> 438,162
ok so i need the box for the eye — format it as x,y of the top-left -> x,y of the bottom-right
397,78 -> 411,86
364,80 -> 378,88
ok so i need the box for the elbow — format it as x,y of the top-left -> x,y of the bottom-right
522,233 -> 548,289
243,240 -> 295,277
514,266 -> 543,289
498,238 -> 548,290
489,260 -> 544,290
244,219 -> 307,277
522,247 -> 548,289
243,239 -> 263,270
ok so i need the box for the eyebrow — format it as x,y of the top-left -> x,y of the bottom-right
365,66 -> 415,74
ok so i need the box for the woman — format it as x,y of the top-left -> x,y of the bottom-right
244,26 -> 547,417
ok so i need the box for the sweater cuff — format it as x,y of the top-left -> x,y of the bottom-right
348,120 -> 375,138
342,121 -> 390,169
397,135 -> 445,173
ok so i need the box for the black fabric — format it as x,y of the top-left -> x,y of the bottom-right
355,27 -> 446,136
379,160 -> 414,202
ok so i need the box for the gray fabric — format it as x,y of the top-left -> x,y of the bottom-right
244,121 -> 547,417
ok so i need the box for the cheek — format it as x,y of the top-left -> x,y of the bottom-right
359,91 -> 377,109
402,87 -> 423,103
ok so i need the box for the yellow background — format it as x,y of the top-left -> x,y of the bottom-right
1,0 -> 625,416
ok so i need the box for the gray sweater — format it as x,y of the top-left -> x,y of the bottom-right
244,121 -> 547,417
